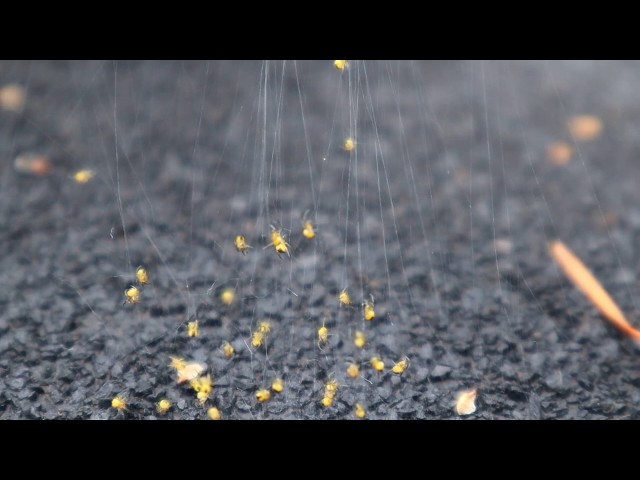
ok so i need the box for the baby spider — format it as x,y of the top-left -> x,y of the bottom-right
258,321 -> 272,335
72,169 -> 94,184
197,391 -> 210,406
271,378 -> 284,393
111,395 -> 127,412
187,320 -> 199,338
207,407 -> 221,420
266,226 -> 290,257
325,378 -> 339,394
321,395 -> 334,408
343,137 -> 356,152
124,286 -> 140,305
334,60 -> 348,71
318,321 -> 329,347
363,297 -> 375,321
354,330 -> 366,349
256,389 -> 271,403
136,266 -> 149,286
169,356 -> 187,372
251,331 -> 265,348
220,288 -> 235,306
156,399 -> 171,415
301,211 -> 316,240
339,288 -> 351,307
391,356 -> 410,375
223,341 -> 235,358
370,356 -> 385,372
234,235 -> 251,255
303,220 -> 316,240
346,362 -> 360,379
169,357 -> 187,372
354,403 -> 366,419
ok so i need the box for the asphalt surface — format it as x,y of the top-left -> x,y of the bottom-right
2,60 -> 640,420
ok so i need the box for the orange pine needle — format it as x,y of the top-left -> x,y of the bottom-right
548,240 -> 640,342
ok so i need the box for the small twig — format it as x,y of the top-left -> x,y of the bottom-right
548,240 -> 640,342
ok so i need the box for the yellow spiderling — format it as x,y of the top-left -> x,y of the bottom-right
271,378 -> 284,393
334,60 -> 348,71
223,342 -> 235,358
220,288 -> 235,306
73,169 -> 95,184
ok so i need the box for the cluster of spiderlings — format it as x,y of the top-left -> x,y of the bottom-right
165,353 -> 217,417
159,220 -> 400,419
251,321 -> 272,348
232,213 -> 317,265
170,356 -> 205,384
321,378 -> 339,408
96,62 -> 432,421
116,95 -> 411,420
116,239 -> 401,417
124,266 -> 150,305
166,356 -> 213,410
191,374 -> 213,406
128,354 -> 215,418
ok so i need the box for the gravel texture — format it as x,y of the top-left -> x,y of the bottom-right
2,60 -> 640,419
